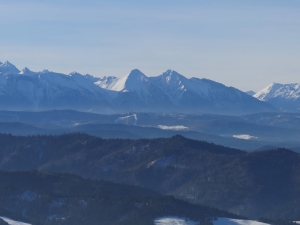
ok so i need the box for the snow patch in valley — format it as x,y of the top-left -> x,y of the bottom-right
115,114 -> 138,125
154,216 -> 198,225
148,156 -> 173,168
233,134 -> 257,140
0,216 -> 31,225
212,218 -> 270,225
157,125 -> 188,131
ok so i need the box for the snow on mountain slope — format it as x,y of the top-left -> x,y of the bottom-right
154,216 -> 198,225
0,216 -> 31,225
94,76 -> 118,89
107,69 -> 150,93
254,83 -> 300,111
104,69 -> 174,110
254,83 -> 300,101
19,67 -> 37,76
0,61 -> 276,114
150,70 -> 210,104
0,63 -> 111,111
212,218 -> 270,225
16,71 -> 105,100
154,217 -> 270,225
157,125 -> 188,130
149,70 -> 275,113
67,71 -> 108,95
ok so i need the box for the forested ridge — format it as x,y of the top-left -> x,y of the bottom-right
0,133 -> 300,219
0,170 -> 238,225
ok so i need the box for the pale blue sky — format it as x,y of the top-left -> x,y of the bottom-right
1,0 -> 300,91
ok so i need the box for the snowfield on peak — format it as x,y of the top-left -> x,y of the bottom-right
154,216 -> 198,225
213,218 -> 270,225
109,69 -> 150,93
94,76 -> 118,89
254,83 -> 300,101
154,217 -> 270,225
157,125 -> 188,131
254,82 -> 300,112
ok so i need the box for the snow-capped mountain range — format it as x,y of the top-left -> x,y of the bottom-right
0,61 -> 276,114
254,82 -> 300,112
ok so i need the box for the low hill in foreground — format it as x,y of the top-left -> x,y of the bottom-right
0,170 -> 237,225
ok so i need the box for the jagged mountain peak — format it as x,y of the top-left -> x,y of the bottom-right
252,82 -> 300,112
151,70 -> 211,99
0,62 -> 277,114
19,67 -> 34,75
108,69 -> 149,92
3,61 -> 14,66
266,82 -> 283,89
152,70 -> 187,88
254,82 -> 285,100
69,71 -> 83,76
160,70 -> 187,83
0,61 -> 20,74
163,69 -> 184,77
127,69 -> 148,80
255,82 -> 300,101
41,69 -> 51,74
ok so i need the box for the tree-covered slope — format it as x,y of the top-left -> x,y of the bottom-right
0,170 -> 236,225
0,134 -> 300,219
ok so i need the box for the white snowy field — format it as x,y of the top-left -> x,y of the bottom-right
154,217 -> 272,225
232,134 -> 257,140
212,218 -> 270,225
154,216 -> 198,225
0,216 -> 31,225
157,125 -> 188,131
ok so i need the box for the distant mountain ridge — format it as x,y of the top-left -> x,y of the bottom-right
0,61 -> 275,114
254,82 -> 300,112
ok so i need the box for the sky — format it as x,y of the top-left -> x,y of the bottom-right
1,0 -> 300,91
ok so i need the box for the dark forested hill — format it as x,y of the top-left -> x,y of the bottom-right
0,133 -> 300,219
0,170 -> 236,225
